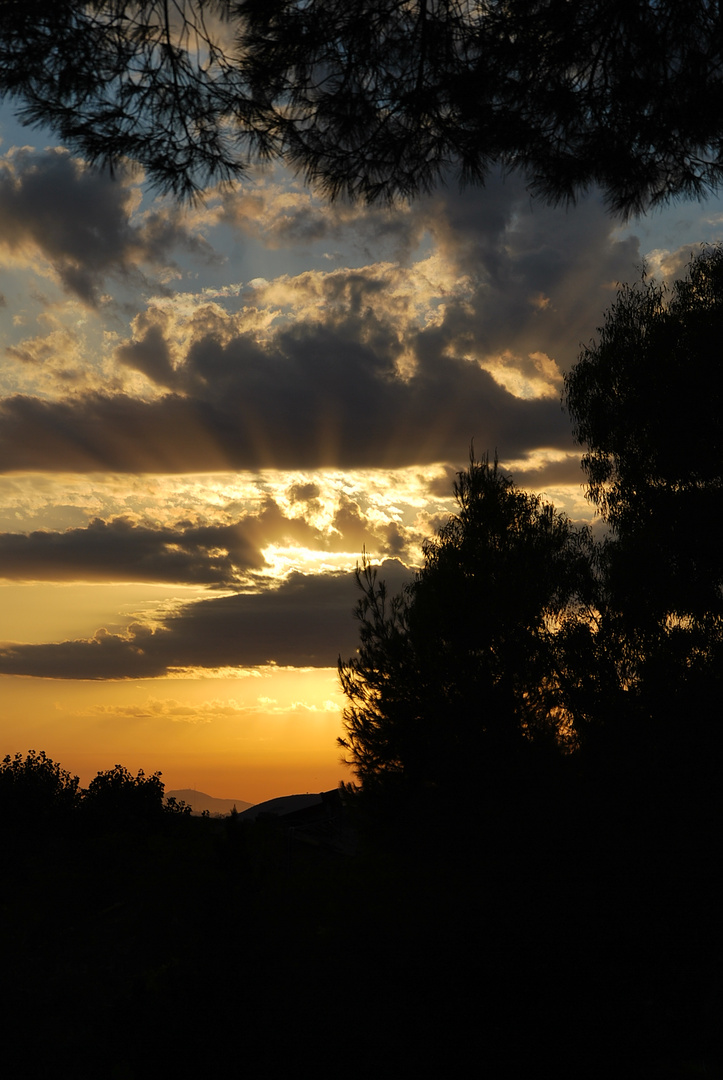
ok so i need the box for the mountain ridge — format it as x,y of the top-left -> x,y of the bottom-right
165,789 -> 254,816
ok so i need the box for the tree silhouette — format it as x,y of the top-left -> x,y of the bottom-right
0,749 -> 81,833
564,248 -> 723,720
3,2 -> 723,212
338,453 -> 594,813
81,763 -> 185,829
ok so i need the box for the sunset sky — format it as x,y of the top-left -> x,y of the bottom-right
1,100 -> 722,803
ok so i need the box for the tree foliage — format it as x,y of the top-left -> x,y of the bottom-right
0,752 -> 191,836
0,0 -> 257,198
0,749 -> 81,828
564,248 -> 723,625
564,247 -> 723,728
2,2 -> 723,212
338,454 -> 594,803
82,763 -> 190,828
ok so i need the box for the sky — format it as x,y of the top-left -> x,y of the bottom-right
1,103 -> 722,803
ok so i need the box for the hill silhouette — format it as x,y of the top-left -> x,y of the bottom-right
238,792 -> 326,821
165,788 -> 253,816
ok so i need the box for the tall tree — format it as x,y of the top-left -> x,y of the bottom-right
564,247 -> 723,720
2,2 -> 723,213
338,453 -> 594,808
564,249 -> 723,616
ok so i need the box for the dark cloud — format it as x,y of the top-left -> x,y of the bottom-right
507,455 -> 589,491
288,481 -> 321,504
0,496 -> 422,584
0,148 -> 215,305
422,453 -> 588,506
0,560 -> 413,677
381,520 -> 409,557
0,502 -> 327,585
0,313 -> 571,472
0,517 -> 259,585
420,173 -> 642,372
0,161 -> 642,474
115,317 -> 177,388
219,169 -> 643,371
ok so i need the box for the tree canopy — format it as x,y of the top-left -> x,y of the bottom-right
564,248 -> 723,624
0,749 -> 81,829
564,248 -> 723,725
338,454 -> 593,806
2,1 -> 723,213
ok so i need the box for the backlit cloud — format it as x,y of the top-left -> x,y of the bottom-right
0,560 -> 413,678
0,489 -> 432,586
0,516 -> 264,585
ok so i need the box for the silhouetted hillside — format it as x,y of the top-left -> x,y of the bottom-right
165,789 -> 253,815
237,791 -> 325,821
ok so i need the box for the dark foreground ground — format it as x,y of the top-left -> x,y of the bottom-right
1,779 -> 720,1080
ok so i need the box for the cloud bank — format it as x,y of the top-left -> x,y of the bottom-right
1,151 -> 642,476
0,560 -> 413,678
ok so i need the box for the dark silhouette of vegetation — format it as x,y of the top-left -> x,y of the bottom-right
0,752 -> 190,840
565,246 -> 723,613
81,762 -> 192,831
0,749 -> 81,836
3,2 -> 723,213
565,247 -> 723,740
339,454 -> 595,826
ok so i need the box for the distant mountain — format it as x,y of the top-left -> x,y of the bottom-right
165,789 -> 254,816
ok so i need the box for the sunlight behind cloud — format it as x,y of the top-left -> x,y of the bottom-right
478,349 -> 564,400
